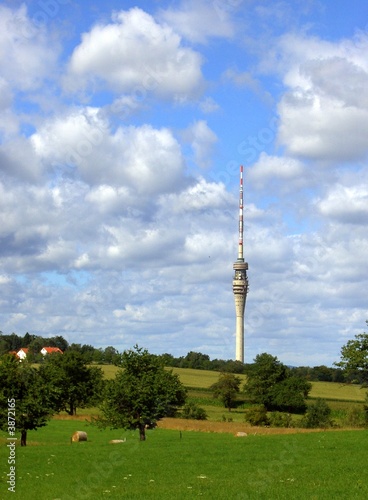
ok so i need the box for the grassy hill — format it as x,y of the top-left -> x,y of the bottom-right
98,364 -> 365,401
95,364 -> 367,426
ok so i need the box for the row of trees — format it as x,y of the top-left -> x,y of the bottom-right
2,323 -> 368,444
0,332 -> 121,364
0,346 -> 186,445
0,350 -> 104,445
209,353 -> 311,414
1,331 -> 366,383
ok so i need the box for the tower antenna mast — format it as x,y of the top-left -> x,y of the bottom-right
232,166 -> 249,363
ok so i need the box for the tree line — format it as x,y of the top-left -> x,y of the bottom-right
1,322 -> 368,444
0,332 -> 120,364
0,330 -> 364,382
0,346 -> 184,445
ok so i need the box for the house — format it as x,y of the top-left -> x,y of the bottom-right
16,348 -> 29,360
40,347 -> 63,356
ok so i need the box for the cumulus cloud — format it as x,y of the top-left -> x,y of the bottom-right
275,32 -> 368,162
0,4 -> 60,91
65,7 -> 205,101
317,184 -> 368,225
31,108 -> 186,194
247,153 -> 305,190
1,2 -> 368,367
0,138 -> 43,182
158,0 -> 236,44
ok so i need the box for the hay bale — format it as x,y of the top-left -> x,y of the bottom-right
236,432 -> 248,437
109,439 -> 126,444
72,431 -> 87,442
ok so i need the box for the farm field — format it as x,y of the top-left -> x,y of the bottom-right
93,364 -> 368,425
1,419 -> 368,499
97,364 -> 366,402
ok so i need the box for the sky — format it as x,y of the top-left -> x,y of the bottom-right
1,0 -> 368,367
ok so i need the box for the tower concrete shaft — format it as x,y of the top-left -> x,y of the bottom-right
233,165 -> 249,363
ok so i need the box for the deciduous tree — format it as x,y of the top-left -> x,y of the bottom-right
96,346 -> 187,440
38,351 -> 104,415
0,355 -> 55,446
244,353 -> 311,413
210,372 -> 242,411
335,323 -> 368,384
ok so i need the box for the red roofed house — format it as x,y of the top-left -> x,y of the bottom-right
16,348 -> 29,360
41,347 -> 63,356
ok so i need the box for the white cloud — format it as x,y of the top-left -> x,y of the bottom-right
247,153 -> 305,189
183,120 -> 218,168
160,177 -> 232,212
0,137 -> 43,182
31,108 -> 186,194
0,5 -> 59,91
65,7 -> 205,101
1,2 -> 368,368
274,32 -> 368,162
159,0 -> 236,44
223,68 -> 274,104
199,97 -> 220,114
317,184 -> 368,224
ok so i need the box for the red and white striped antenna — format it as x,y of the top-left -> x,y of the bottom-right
238,165 -> 244,260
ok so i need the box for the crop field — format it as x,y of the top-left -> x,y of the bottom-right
95,365 -> 367,425
309,381 -> 366,402
1,419 -> 368,499
98,364 -> 366,400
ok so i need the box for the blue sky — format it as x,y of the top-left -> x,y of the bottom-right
1,0 -> 368,366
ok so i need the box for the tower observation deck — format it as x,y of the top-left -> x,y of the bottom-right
232,165 -> 249,363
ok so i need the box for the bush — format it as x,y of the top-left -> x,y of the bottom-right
269,411 -> 293,428
301,399 -> 333,428
244,405 -> 270,426
181,402 -> 207,420
343,407 -> 365,428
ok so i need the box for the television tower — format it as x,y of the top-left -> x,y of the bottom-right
233,165 -> 249,363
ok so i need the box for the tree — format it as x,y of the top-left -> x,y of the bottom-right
181,351 -> 210,369
301,399 -> 332,428
97,346 -> 187,440
244,353 -> 311,412
103,346 -> 120,365
48,335 -> 69,352
27,336 -> 45,362
335,324 -> 368,384
210,373 -> 241,411
38,351 -> 104,415
0,355 -> 56,446
269,376 -> 310,413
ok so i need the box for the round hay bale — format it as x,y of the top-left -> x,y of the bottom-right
236,431 -> 248,437
109,439 -> 126,444
72,431 -> 87,442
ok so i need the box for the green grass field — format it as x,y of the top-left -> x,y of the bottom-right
2,366 -> 368,498
1,420 -> 368,499
98,364 -> 366,400
94,365 -> 367,426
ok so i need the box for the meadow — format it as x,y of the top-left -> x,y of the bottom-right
95,364 -> 367,425
1,366 -> 368,498
1,419 -> 368,499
